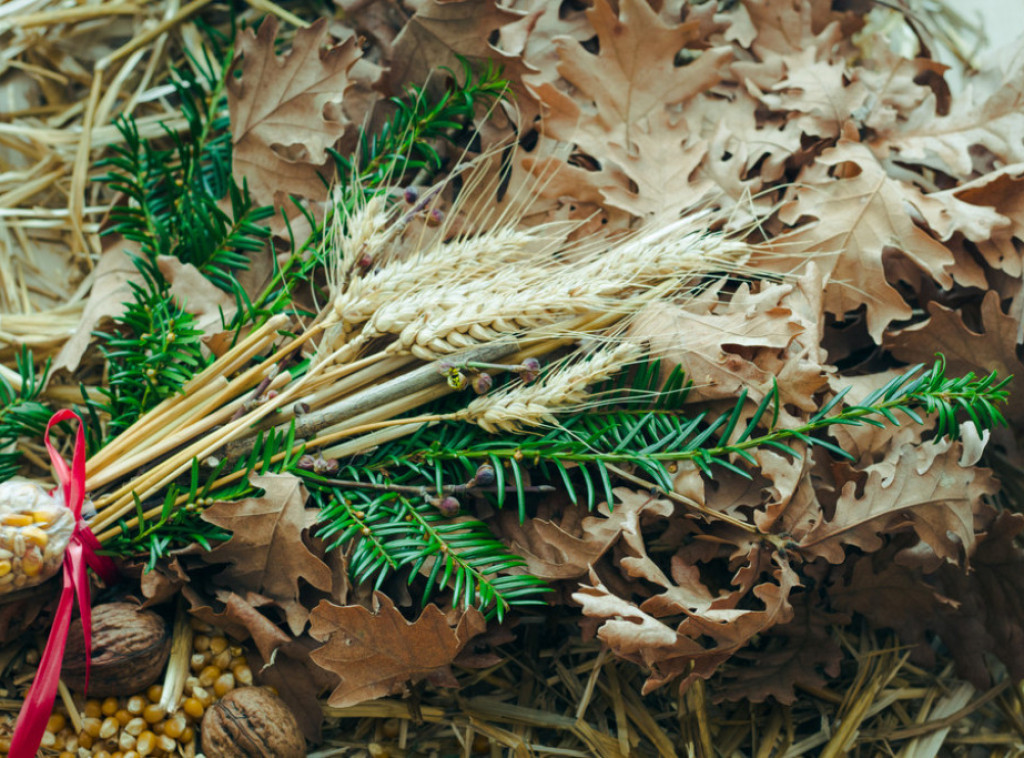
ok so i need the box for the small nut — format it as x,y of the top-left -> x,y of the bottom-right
62,603 -> 171,696
201,687 -> 305,758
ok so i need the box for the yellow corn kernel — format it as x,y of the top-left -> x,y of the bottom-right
142,703 -> 165,724
81,716 -> 102,737
115,707 -> 132,725
163,713 -> 186,740
192,685 -> 213,708
209,636 -> 229,655
124,717 -> 146,737
157,733 -> 176,753
58,752 -> 74,758
1,513 -> 33,527
198,665 -> 220,688
22,549 -> 43,577
99,715 -> 120,739
94,750 -> 113,758
136,730 -> 156,756
118,729 -> 136,751
182,697 -> 204,720
31,508 -> 57,524
180,725 -> 195,744
22,525 -> 48,548
192,634 -> 210,653
213,672 -> 235,698
0,560 -> 13,578
146,684 -> 162,703
46,712 -> 66,733
212,648 -> 232,670
126,694 -> 146,714
40,730 -> 56,748
101,696 -> 119,716
77,731 -> 93,749
232,663 -> 253,686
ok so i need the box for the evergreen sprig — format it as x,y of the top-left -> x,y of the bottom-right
0,349 -> 53,483
296,356 -> 1008,617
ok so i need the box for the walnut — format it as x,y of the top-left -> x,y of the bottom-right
62,602 -> 171,696
201,686 -> 306,758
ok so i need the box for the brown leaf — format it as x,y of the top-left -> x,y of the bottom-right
183,586 -> 291,662
773,135 -> 959,341
529,0 -> 730,218
53,243 -> 138,373
714,590 -> 848,704
251,635 -> 338,743
228,17 -> 361,207
495,487 -> 674,581
797,438 -> 997,565
308,593 -> 485,707
200,473 -> 332,634
390,0 -> 531,99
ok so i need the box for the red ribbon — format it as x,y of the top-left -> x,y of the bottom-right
10,410 -> 118,758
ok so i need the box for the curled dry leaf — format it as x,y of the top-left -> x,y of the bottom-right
200,473 -> 332,634
228,16 -> 361,207
797,438 -> 998,565
309,592 -> 485,708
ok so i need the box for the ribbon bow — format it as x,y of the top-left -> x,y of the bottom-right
10,410 -> 118,758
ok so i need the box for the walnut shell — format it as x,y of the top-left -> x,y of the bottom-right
201,687 -> 306,758
62,602 -> 171,697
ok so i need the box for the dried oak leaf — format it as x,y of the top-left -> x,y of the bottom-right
494,487 -> 673,581
390,0 -> 531,99
833,508 -> 1024,690
796,438 -> 997,565
875,47 -> 1024,179
308,593 -> 485,707
229,16 -> 361,207
628,270 -> 829,414
528,0 -> 731,218
886,290 -> 1024,421
200,473 -> 332,634
713,590 -> 848,704
773,134 -> 959,341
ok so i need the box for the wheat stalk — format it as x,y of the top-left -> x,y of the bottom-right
456,341 -> 644,433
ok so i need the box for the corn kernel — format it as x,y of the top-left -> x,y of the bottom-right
47,713 -> 66,733
77,731 -> 93,749
192,685 -> 213,707
146,684 -> 162,703
124,717 -> 146,737
40,730 -> 56,747
81,717 -> 102,737
183,697 -> 204,720
136,730 -> 156,756
21,548 -> 43,577
58,752 -> 74,758
84,700 -> 102,719
213,649 -> 232,670
22,525 -> 48,548
64,734 -> 78,751
123,751 -> 141,758
99,715 -> 120,739
180,725 -> 195,744
157,733 -> 176,753
213,672 -> 235,698
189,653 -> 208,672
0,560 -> 12,578
1,513 -> 33,527
31,508 -> 57,524
163,713 -> 186,740
192,635 -> 210,653
232,664 -> 253,686
209,636 -> 229,655
0,736 -> 12,751
119,729 -> 136,750
142,703 -> 165,724
94,751 -> 113,758
198,665 -> 219,688
115,707 -> 132,725
126,695 -> 146,715
101,697 -> 119,716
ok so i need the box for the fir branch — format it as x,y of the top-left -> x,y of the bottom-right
0,349 -> 53,483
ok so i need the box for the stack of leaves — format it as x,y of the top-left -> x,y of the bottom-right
2,0 -> 1024,752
